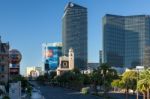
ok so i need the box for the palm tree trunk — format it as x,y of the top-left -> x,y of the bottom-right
147,89 -> 149,99
94,84 -> 98,94
93,83 -> 97,94
126,88 -> 128,99
142,92 -> 145,99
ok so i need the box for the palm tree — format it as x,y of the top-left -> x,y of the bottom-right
91,63 -> 117,97
138,70 -> 150,99
137,80 -> 147,99
122,71 -> 137,94
90,70 -> 102,94
98,63 -> 118,91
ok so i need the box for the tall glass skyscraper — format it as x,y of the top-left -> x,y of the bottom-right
62,2 -> 87,69
103,14 -> 150,68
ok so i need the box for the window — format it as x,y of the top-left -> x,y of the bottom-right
0,65 -> 4,72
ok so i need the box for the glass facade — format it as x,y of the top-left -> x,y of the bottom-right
103,14 -> 150,68
62,2 -> 87,69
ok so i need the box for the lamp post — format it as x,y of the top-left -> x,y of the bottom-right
136,69 -> 139,99
126,81 -> 128,99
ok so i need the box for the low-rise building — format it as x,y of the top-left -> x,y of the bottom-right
0,37 -> 9,84
26,67 -> 42,79
82,63 -> 99,74
56,48 -> 74,75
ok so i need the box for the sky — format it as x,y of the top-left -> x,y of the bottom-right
0,0 -> 150,75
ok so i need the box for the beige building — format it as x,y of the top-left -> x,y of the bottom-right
0,37 -> 9,84
57,48 -> 74,75
26,67 -> 42,78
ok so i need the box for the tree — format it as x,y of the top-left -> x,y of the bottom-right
90,70 -> 102,93
121,70 -> 137,99
111,79 -> 120,91
71,67 -> 80,74
12,75 -> 29,91
122,70 -> 137,93
10,75 -> 32,96
2,96 -> 10,99
90,63 -> 118,94
55,70 -> 84,90
138,70 -> 150,99
118,80 -> 126,89
98,63 -> 118,92
37,75 -> 46,84
137,79 -> 147,99
82,74 -> 91,85
49,71 -> 57,81
44,73 -> 49,81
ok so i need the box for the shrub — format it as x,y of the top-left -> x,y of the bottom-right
81,87 -> 90,95
2,96 -> 10,99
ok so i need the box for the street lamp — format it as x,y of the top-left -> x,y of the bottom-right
136,69 -> 139,99
136,66 -> 144,99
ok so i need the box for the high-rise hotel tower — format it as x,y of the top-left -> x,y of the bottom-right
62,2 -> 88,69
103,14 -> 150,68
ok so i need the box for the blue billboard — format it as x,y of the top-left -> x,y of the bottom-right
44,46 -> 62,70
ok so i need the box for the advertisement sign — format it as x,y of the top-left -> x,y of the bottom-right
44,47 -> 62,70
9,68 -> 19,75
9,49 -> 22,65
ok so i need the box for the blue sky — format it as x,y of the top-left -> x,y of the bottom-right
0,0 -> 150,75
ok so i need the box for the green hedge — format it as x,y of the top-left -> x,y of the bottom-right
81,87 -> 90,94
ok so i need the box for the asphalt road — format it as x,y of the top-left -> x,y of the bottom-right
39,86 -> 100,99
30,81 -> 143,99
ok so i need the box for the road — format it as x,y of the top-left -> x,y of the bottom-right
40,86 -> 100,99
108,93 -> 143,99
30,81 -> 143,99
30,81 -> 100,99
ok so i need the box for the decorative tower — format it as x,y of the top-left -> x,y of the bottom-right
56,48 -> 75,76
68,48 -> 74,70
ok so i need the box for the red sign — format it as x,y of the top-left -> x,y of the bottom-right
9,68 -> 19,74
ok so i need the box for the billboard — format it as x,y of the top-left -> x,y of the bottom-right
9,49 -> 22,65
43,46 -> 62,70
9,68 -> 19,75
